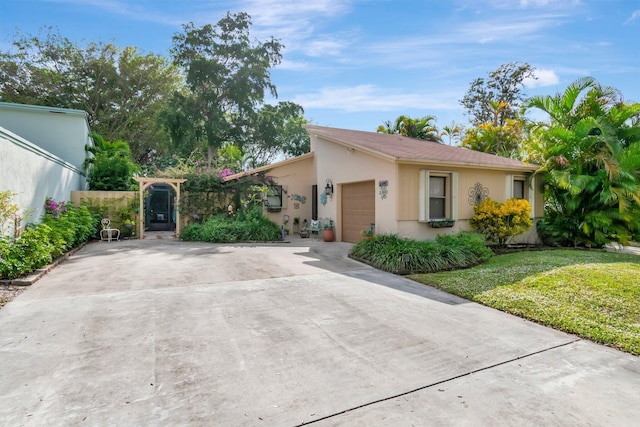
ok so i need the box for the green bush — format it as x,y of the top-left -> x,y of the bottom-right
469,198 -> 532,247
181,206 -> 281,243
0,225 -> 54,279
0,199 -> 99,280
16,225 -> 54,271
350,232 -> 492,274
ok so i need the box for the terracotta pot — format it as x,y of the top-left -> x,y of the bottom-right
322,228 -> 335,242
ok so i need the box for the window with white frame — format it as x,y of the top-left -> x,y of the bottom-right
506,175 -> 528,200
419,170 -> 458,222
505,174 -> 535,217
429,176 -> 447,219
264,185 -> 287,211
513,178 -> 526,199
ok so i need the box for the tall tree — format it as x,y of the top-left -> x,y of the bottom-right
0,28 -> 181,163
460,62 -> 535,127
243,101 -> 310,168
377,115 -> 441,141
524,77 -> 640,247
169,12 -> 285,164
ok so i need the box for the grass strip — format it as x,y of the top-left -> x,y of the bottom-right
410,249 -> 640,355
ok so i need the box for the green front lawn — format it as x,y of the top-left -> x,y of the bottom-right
410,249 -> 640,355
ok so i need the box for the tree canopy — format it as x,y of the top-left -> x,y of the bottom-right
377,115 -> 441,141
165,12 -> 307,167
0,28 -> 181,163
524,77 -> 640,247
460,62 -> 535,127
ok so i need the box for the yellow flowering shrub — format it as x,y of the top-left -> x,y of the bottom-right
469,197 -> 532,246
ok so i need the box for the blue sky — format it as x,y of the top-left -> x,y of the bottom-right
2,0 -> 639,133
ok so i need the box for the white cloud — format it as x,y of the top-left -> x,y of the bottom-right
524,69 -> 560,88
40,0 -> 188,26
519,0 -> 553,7
277,58 -> 312,70
483,0 -> 582,10
459,14 -> 566,43
306,38 -> 349,57
292,85 -> 458,113
625,10 -> 640,24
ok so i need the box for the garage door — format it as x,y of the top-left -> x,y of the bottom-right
342,180 -> 375,243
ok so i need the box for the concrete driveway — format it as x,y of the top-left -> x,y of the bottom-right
0,236 -> 638,426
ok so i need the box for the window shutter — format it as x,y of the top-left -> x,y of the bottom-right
505,174 -> 513,200
419,170 -> 429,222
527,176 -> 535,218
451,172 -> 458,220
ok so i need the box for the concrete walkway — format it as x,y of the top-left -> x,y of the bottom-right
0,237 -> 638,426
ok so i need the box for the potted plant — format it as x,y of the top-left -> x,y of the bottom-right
123,219 -> 136,238
322,218 -> 335,242
361,228 -> 374,240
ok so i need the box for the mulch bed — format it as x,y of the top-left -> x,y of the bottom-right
0,285 -> 27,309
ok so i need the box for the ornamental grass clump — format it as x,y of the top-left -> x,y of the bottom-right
349,231 -> 492,274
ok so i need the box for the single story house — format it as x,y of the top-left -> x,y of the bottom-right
0,102 -> 92,236
226,125 -> 542,243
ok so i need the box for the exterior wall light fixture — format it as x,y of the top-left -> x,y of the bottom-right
324,179 -> 334,196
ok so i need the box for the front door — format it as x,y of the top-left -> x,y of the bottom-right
147,185 -> 173,231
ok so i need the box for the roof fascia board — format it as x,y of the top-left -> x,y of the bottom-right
311,132 -> 396,162
224,152 -> 315,181
0,101 -> 88,118
397,158 -> 538,172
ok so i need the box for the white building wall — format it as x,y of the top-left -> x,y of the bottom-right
0,102 -> 92,170
0,127 -> 85,236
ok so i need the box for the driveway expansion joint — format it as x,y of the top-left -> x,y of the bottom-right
294,338 -> 582,426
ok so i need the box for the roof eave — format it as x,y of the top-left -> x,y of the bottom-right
308,130 -> 397,162
397,158 -> 538,172
223,152 -> 315,182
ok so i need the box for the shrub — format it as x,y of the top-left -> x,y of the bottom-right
0,198 -> 99,280
469,198 -> 532,247
85,134 -> 138,191
0,225 -> 54,279
349,231 -> 492,274
16,225 -> 54,271
181,206 -> 281,243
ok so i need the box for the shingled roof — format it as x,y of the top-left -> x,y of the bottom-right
305,125 -> 536,171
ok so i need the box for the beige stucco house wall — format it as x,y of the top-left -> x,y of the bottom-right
311,129 -> 397,241
225,153 -> 316,232
229,125 -> 542,244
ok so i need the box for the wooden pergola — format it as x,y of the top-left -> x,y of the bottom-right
134,177 -> 186,240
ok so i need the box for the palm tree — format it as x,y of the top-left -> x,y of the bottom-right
377,115 -> 442,142
84,133 -> 138,191
524,77 -> 640,247
440,121 -> 463,145
84,133 -> 133,170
